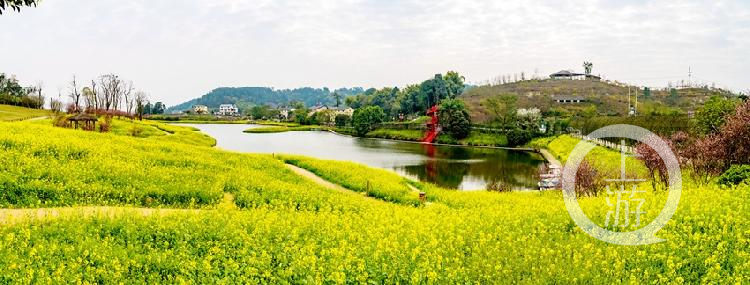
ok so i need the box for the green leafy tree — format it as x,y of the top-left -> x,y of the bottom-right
696,96 -> 738,134
345,94 -> 370,109
249,105 -> 271,120
582,105 -> 598,118
370,87 -> 399,117
333,92 -> 342,108
352,106 -> 385,136
152,102 -> 166,115
430,74 -> 448,106
335,114 -> 351,127
396,84 -> 425,115
292,108 -> 309,125
0,0 -> 37,14
290,101 -> 305,110
439,99 -> 472,139
643,87 -> 651,98
443,71 -> 465,99
482,94 -> 517,128
314,109 -> 335,126
144,102 -> 153,115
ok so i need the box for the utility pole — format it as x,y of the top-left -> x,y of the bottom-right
688,67 -> 693,88
634,87 -> 638,116
627,86 -> 631,116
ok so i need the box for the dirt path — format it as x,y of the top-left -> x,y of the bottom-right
284,163 -> 382,201
538,149 -> 562,168
25,116 -> 49,121
284,164 -> 352,193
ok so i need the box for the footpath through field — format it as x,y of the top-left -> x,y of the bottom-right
284,163 -> 433,206
283,163 -> 380,202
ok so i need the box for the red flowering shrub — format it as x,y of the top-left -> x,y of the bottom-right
635,135 -> 674,191
574,159 -> 606,197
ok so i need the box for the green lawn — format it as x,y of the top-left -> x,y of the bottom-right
365,128 -> 509,147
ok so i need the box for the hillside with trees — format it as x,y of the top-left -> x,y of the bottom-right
461,79 -> 738,123
0,73 -> 44,109
167,87 -> 364,113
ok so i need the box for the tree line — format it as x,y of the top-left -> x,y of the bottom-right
345,71 -> 465,119
57,74 -> 163,119
0,73 -> 44,109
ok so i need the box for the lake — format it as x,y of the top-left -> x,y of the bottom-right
186,124 -> 547,190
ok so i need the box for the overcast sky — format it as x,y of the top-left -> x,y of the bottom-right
1,0 -> 748,106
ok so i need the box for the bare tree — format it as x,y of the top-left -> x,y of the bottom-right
68,75 -> 81,113
34,81 -> 44,109
123,80 -> 134,115
134,91 -> 148,120
87,80 -> 99,111
99,74 -> 122,111
50,89 -> 63,113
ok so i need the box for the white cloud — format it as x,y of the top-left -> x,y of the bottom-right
0,0 -> 747,106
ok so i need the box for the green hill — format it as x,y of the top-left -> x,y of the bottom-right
167,87 -> 364,113
461,79 -> 737,122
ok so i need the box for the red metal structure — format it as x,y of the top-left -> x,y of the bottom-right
422,105 -> 440,143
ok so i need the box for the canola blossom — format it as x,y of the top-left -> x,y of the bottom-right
0,120 -> 747,283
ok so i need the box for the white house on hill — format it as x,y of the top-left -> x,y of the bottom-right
219,104 -> 239,116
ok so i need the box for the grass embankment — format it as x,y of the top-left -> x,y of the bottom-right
0,123 -> 747,283
244,125 -> 330,133
364,128 -> 509,147
530,134 -> 648,176
147,115 -> 249,124
0,104 -> 50,121
162,120 -> 250,124
252,121 -> 300,127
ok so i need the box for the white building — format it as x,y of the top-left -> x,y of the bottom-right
279,108 -> 294,120
219,104 -> 239,116
193,105 -> 209,115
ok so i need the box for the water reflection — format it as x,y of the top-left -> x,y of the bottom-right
184,124 -> 546,190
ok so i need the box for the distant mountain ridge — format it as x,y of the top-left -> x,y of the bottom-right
168,87 -> 364,113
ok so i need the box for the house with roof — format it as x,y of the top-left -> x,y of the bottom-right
552,95 -> 587,103
218,104 -> 239,116
549,70 -> 601,81
333,106 -> 354,117
193,105 -> 209,114
308,105 -> 329,117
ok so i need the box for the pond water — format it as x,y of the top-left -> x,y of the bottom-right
185,124 -> 547,190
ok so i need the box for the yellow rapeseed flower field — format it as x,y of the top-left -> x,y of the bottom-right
0,120 -> 747,283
